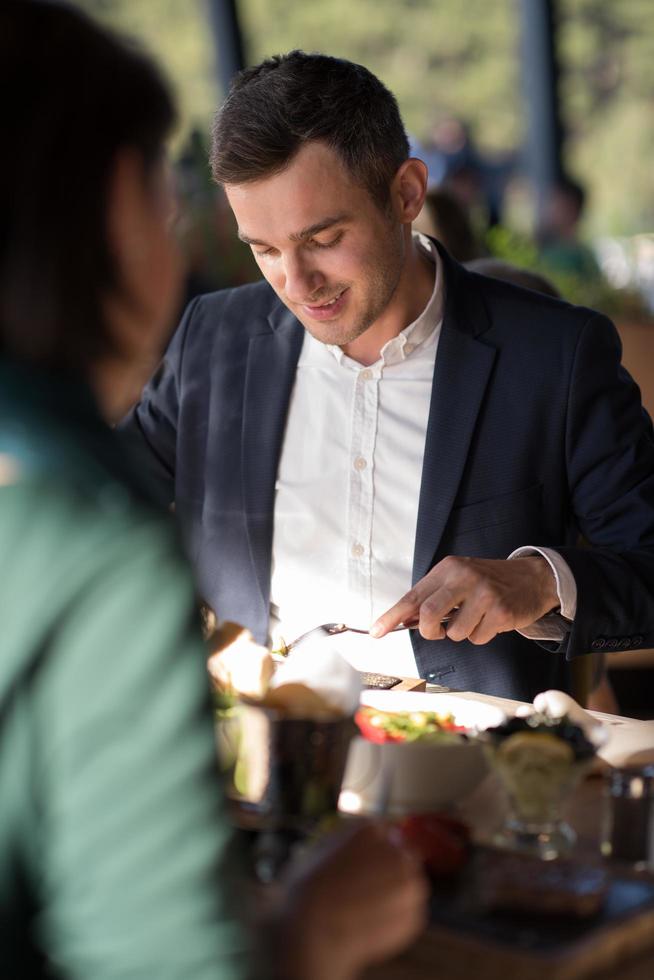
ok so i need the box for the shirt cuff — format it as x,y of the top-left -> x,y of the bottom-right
507,546 -> 577,642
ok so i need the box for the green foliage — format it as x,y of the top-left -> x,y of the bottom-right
71,1 -> 654,242
240,0 -> 521,152
486,225 -> 653,322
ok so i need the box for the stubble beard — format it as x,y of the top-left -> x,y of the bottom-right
299,233 -> 406,348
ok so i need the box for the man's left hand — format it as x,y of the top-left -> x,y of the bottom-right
370,556 -> 560,646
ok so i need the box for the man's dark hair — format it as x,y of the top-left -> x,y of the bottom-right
0,0 -> 175,373
211,51 -> 409,207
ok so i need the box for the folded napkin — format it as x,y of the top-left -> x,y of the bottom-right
271,644 -> 362,717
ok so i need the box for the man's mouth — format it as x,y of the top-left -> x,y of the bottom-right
303,288 -> 348,319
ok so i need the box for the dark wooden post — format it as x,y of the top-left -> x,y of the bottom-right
519,0 -> 565,233
205,0 -> 247,99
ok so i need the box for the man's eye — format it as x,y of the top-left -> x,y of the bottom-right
311,233 -> 343,250
253,247 -> 275,258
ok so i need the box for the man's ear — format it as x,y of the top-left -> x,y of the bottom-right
390,158 -> 428,224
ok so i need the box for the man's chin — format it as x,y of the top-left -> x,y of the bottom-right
302,320 -> 365,348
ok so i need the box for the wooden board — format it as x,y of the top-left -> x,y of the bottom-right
365,850 -> 654,980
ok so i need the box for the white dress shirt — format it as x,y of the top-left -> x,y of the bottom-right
270,236 -> 575,676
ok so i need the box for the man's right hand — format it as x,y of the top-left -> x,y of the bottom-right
281,822 -> 429,980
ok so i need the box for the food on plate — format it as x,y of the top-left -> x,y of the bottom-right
477,850 -> 609,917
206,620 -> 275,701
398,813 -> 470,876
355,706 -> 466,744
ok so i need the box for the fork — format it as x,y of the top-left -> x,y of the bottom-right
285,614 -> 453,654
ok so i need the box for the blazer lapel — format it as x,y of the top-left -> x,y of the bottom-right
412,254 -> 497,583
241,307 -> 304,609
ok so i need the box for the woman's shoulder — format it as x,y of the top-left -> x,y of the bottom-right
1,467 -> 194,629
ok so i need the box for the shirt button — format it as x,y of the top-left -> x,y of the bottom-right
360,369 -> 373,381
351,542 -> 364,558
404,342 -> 415,354
354,456 -> 367,471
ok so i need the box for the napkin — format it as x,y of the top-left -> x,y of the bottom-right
270,643 -> 362,717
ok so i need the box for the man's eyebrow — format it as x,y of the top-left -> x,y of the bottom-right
289,214 -> 350,241
237,213 -> 350,247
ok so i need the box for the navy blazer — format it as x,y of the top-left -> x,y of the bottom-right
120,246 -> 654,701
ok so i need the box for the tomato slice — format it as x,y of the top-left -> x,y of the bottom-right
398,813 -> 470,875
354,709 -> 404,743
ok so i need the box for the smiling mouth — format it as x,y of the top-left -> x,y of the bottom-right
305,289 -> 346,311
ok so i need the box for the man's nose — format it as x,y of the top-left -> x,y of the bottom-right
278,252 -> 325,303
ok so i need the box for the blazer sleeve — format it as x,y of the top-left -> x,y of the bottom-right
118,297 -> 200,508
552,312 -> 654,659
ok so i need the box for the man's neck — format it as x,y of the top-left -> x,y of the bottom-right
340,235 -> 436,366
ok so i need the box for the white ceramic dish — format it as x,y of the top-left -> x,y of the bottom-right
339,691 -> 506,816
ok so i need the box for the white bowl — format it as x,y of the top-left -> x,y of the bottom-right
339,691 -> 505,816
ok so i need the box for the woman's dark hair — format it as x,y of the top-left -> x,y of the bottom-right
0,0 -> 176,372
211,51 -> 409,208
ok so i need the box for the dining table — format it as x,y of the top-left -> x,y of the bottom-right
360,689 -> 654,980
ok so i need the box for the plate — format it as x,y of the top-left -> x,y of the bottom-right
339,692 -> 506,816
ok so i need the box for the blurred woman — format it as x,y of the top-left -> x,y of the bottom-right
0,3 -> 426,978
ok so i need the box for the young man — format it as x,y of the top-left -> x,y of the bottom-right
122,51 -> 654,702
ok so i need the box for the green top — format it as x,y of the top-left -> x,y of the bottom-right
0,362 -> 252,978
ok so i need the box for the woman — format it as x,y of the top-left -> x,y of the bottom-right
0,3 -> 426,978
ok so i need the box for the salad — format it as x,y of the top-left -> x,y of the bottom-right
355,706 -> 466,744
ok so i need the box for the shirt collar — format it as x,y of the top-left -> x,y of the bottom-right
325,234 -> 443,368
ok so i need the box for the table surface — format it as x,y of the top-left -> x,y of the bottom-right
361,690 -> 654,980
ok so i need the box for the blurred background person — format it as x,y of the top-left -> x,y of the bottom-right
0,3 -> 427,977
537,176 -> 602,280
465,257 -> 562,298
414,185 -> 482,262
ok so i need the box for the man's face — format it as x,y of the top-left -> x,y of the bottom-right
225,141 -> 405,347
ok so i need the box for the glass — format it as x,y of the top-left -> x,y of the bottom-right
485,730 -> 599,860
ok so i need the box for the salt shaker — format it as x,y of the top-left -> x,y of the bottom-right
601,765 -> 654,868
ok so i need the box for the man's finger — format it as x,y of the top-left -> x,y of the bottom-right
369,592 -> 420,637
464,611 -> 501,646
442,601 -> 483,643
370,583 -> 453,639
416,589 -> 455,639
369,576 -> 444,636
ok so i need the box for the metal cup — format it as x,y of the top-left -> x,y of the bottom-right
218,704 -> 356,830
601,765 -> 654,868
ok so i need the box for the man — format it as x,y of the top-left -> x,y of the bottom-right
122,51 -> 654,702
